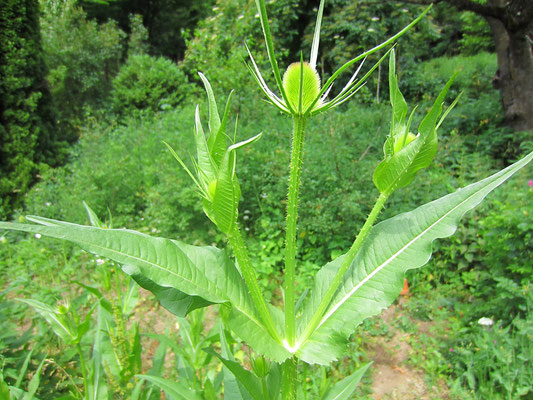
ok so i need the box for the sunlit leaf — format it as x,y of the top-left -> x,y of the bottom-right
204,347 -> 264,400
321,362 -> 371,400
298,151 -> 533,364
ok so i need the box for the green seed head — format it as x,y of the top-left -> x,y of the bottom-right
282,62 -> 321,114
393,132 -> 417,153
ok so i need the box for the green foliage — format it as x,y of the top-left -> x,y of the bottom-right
457,11 -> 494,55
40,0 -> 126,128
418,169 -> 532,323
127,14 -> 149,57
0,0 -> 64,219
80,0 -> 216,60
111,54 -> 191,116
450,315 -> 533,399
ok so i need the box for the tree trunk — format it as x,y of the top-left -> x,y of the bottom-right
486,16 -> 533,132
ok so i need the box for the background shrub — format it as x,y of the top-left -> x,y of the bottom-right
0,0 -> 67,219
40,0 -> 125,130
111,54 -> 191,116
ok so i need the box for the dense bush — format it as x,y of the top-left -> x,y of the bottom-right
0,0 -> 66,219
111,54 -> 191,116
40,0 -> 125,129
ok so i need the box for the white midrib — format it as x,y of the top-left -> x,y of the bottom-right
313,180 -> 496,333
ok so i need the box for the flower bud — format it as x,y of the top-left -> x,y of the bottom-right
282,62 -> 321,114
251,355 -> 270,378
393,132 -> 417,153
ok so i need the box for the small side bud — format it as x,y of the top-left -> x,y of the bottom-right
207,179 -> 217,200
282,62 -> 321,114
251,355 -> 270,378
393,132 -> 417,153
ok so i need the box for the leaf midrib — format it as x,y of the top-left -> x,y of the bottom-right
314,179 -> 499,332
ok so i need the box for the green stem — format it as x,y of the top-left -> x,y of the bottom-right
281,357 -> 297,400
261,376 -> 269,399
284,115 -> 307,347
227,224 -> 282,344
298,191 -> 390,346
76,343 -> 89,397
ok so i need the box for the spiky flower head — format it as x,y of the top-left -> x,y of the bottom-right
282,62 -> 322,115
248,0 -> 432,118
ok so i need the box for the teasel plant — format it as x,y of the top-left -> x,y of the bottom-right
1,0 -> 532,399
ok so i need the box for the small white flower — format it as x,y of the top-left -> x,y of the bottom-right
243,215 -> 250,220
45,202 -> 51,207
96,259 -> 105,265
478,317 -> 494,326
34,233 -> 42,239
0,236 -> 6,243
371,16 -> 380,21
237,14 -> 244,20
368,28 -> 376,33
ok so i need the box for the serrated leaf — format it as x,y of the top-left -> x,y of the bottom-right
321,362 -> 371,400
0,217 -> 286,361
298,151 -> 533,364
2,219 -> 245,311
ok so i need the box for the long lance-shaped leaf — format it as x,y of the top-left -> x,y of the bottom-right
198,72 -> 221,136
321,362 -> 372,400
194,105 -> 217,184
296,151 -> 533,364
0,218 -> 258,326
388,50 -> 407,136
204,347 -> 264,400
219,326 -> 254,400
1,216 -> 289,361
210,90 -> 234,167
309,0 -> 325,70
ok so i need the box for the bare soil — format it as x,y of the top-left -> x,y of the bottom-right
367,299 -> 449,400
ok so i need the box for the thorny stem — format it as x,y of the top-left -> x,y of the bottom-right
284,115 -> 307,348
298,191 -> 390,347
227,224 -> 282,344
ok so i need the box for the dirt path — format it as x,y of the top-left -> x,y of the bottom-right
367,299 -> 449,400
